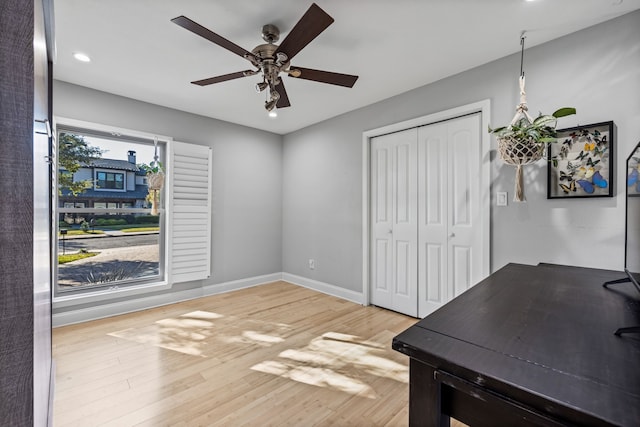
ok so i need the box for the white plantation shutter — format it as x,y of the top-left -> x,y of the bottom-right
168,141 -> 212,283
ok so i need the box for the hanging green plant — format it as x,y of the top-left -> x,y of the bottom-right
488,33 -> 576,201
139,138 -> 164,215
489,107 -> 577,144
490,107 -> 576,170
138,160 -> 164,175
139,160 -> 165,191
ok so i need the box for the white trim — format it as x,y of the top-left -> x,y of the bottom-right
52,285 -> 200,327
282,273 -> 365,305
361,100 -> 492,306
362,128 -> 370,306
202,273 -> 282,296
53,280 -> 172,309
53,273 -> 282,327
53,272 -> 369,326
54,116 -> 173,144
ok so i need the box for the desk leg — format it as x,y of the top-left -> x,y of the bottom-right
410,358 -> 450,427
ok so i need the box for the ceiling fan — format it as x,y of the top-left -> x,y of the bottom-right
171,3 -> 359,117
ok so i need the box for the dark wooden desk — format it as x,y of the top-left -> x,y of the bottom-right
392,263 -> 640,427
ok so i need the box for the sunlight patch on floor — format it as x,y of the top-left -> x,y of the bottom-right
251,331 -> 408,398
242,330 -> 285,344
108,310 -> 291,357
252,360 -> 376,398
184,310 -> 224,320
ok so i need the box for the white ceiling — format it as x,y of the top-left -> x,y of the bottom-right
53,0 -> 640,135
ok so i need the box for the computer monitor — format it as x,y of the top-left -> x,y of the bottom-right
604,141 -> 640,335
624,141 -> 640,293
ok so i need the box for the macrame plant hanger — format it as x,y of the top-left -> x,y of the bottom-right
497,32 -> 545,202
147,137 -> 165,215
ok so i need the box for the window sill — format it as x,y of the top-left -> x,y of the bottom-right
53,280 -> 171,309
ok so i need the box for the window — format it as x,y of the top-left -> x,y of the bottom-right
56,124 -> 166,295
54,119 -> 212,301
95,171 -> 124,190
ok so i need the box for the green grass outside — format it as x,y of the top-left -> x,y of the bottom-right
60,230 -> 104,236
121,227 -> 159,233
58,251 -> 99,264
97,223 -> 159,231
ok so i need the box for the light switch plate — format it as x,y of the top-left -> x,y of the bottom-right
497,192 -> 508,206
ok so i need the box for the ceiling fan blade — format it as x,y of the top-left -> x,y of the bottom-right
171,16 -> 257,61
289,67 -> 358,88
274,3 -> 334,61
191,70 -> 254,86
275,81 -> 291,108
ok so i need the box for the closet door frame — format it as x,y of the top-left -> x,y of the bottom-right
362,100 -> 492,309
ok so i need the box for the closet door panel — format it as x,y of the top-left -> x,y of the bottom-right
451,133 -> 471,227
418,122 -> 449,317
447,114 -> 483,300
372,144 -> 392,295
395,143 -> 411,224
425,243 -> 444,302
370,129 -> 418,316
452,245 -> 472,297
418,113 -> 483,317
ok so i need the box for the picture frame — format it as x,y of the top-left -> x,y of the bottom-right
547,121 -> 614,199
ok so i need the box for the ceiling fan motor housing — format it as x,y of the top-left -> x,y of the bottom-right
252,43 -> 290,84
261,24 -> 280,43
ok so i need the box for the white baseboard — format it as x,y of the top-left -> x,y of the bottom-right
202,273 -> 282,296
282,273 -> 365,305
52,286 -> 202,327
52,273 -> 282,327
52,272 -> 365,327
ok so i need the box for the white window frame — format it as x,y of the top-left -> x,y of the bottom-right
53,118 -> 173,307
53,118 -> 212,309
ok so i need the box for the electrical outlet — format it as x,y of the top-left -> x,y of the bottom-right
308,259 -> 315,270
497,192 -> 508,206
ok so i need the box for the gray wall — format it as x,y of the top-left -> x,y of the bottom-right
53,11 -> 640,304
54,81 -> 283,288
282,11 -> 640,292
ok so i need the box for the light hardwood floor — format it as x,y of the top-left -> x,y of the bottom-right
53,282 -> 464,426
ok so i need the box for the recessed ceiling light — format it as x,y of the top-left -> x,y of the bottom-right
73,52 -> 91,62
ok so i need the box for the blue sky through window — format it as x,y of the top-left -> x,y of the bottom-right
83,135 -> 158,166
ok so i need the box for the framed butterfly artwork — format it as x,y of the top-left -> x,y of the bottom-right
547,121 -> 614,199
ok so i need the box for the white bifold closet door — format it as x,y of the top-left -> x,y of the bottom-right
370,113 -> 483,318
417,114 -> 482,317
370,128 -> 419,316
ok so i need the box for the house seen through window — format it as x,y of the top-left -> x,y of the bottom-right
56,127 -> 165,294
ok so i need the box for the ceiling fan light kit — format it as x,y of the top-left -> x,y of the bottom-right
171,3 -> 359,116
